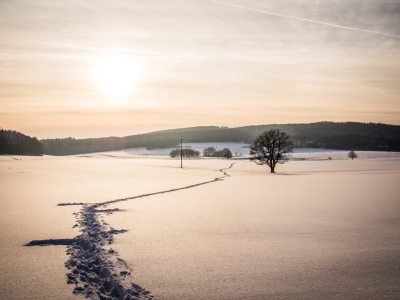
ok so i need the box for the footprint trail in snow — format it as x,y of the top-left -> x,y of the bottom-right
25,163 -> 235,300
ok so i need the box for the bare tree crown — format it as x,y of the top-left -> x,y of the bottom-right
348,150 -> 358,160
250,129 -> 294,173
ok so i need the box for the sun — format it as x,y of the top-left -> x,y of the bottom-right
95,55 -> 139,99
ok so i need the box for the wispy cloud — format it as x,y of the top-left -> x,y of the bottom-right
208,0 -> 400,39
40,43 -> 175,58
1,0 -> 399,137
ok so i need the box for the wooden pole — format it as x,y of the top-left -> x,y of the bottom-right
180,138 -> 182,168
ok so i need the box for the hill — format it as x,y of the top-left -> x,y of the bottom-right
41,122 -> 400,155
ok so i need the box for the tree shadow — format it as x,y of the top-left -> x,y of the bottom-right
275,173 -> 307,176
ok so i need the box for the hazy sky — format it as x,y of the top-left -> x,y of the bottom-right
1,0 -> 399,138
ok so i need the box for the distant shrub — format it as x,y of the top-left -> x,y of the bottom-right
203,147 -> 217,157
203,147 -> 232,159
348,151 -> 358,160
169,148 -> 200,158
219,148 -> 232,159
169,149 -> 180,158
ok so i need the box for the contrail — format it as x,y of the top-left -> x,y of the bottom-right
208,0 -> 400,39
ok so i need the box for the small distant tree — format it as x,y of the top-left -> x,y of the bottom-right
250,129 -> 294,173
189,149 -> 200,158
170,148 -> 200,158
169,149 -> 180,158
203,147 -> 232,158
220,148 -> 232,159
348,150 -> 358,160
203,147 -> 217,157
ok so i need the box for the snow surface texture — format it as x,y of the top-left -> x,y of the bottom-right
104,158 -> 400,299
49,164 -> 232,299
1,147 -> 400,299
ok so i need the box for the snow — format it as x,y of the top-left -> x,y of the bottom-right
1,148 -> 399,299
80,143 -> 400,161
79,142 -> 251,158
105,158 -> 400,299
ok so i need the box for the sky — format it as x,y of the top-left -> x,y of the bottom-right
1,0 -> 399,139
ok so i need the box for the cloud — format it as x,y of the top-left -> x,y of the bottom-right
208,0 -> 400,39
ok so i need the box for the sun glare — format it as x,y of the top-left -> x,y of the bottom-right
95,55 -> 139,99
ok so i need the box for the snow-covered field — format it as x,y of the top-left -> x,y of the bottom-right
1,147 -> 400,299
78,142 -> 252,158
80,142 -> 400,160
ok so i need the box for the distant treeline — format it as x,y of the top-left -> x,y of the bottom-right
241,122 -> 400,151
40,122 -> 400,155
41,136 -> 179,155
0,129 -> 44,156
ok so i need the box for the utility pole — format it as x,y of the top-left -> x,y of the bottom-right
180,138 -> 182,168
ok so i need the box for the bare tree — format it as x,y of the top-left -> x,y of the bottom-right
250,129 -> 294,173
203,147 -> 232,158
203,147 -> 217,157
220,148 -> 232,159
348,150 -> 358,160
170,148 -> 200,158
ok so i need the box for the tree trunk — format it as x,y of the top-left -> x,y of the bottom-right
270,165 -> 275,173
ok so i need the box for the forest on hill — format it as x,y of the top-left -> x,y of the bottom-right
41,122 -> 400,155
0,129 -> 44,155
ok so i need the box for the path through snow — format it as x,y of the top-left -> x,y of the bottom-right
25,163 -> 235,300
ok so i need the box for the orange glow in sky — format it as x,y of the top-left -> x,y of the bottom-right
0,0 -> 399,138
